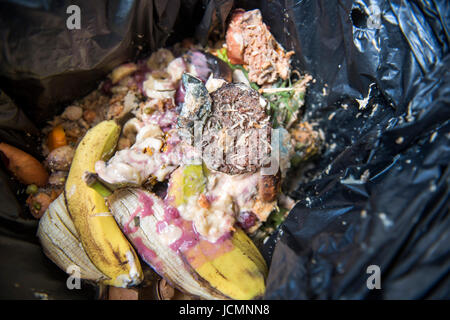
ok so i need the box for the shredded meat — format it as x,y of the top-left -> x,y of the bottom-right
226,9 -> 294,85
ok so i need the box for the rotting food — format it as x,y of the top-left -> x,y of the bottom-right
4,8 -> 326,300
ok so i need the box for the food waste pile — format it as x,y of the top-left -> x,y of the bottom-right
1,9 -> 325,300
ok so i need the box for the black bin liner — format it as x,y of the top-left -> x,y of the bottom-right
0,0 -> 448,299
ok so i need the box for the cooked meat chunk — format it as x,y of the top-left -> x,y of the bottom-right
226,9 -> 294,85
258,171 -> 281,202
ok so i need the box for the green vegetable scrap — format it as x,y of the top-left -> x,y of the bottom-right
250,206 -> 290,247
264,207 -> 289,230
215,48 -> 309,128
261,78 -> 307,129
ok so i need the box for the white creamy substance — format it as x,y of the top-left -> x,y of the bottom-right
95,119 -> 181,185
207,171 -> 259,212
174,170 -> 261,242
156,221 -> 183,246
177,193 -> 235,243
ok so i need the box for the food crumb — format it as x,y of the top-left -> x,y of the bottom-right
429,182 -> 437,192
33,292 -> 49,300
361,210 -> 367,219
396,137 -> 404,144
356,84 -> 374,110
360,169 -> 370,183
378,213 -> 393,229
429,132 -> 437,143
329,143 -> 337,152
370,103 -> 379,117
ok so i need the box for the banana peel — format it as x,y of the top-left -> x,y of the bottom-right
108,185 -> 267,300
107,164 -> 267,299
64,120 -> 143,287
37,193 -> 108,282
168,164 -> 207,206
167,165 -> 267,299
108,188 -> 229,300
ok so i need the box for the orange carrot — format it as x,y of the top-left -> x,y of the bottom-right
0,142 -> 49,186
47,125 -> 67,151
197,193 -> 211,209
26,192 -> 52,219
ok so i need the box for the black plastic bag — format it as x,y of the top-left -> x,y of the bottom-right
256,0 -> 450,299
0,0 -> 448,299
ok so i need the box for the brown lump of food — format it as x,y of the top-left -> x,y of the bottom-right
108,287 -> 139,300
45,145 -> 74,171
258,171 -> 281,203
290,121 -> 324,161
203,83 -> 271,175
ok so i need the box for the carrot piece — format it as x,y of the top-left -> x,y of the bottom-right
0,142 -> 49,186
197,194 -> 211,209
26,192 -> 52,219
47,125 -> 67,151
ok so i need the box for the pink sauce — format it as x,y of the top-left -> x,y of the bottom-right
164,205 -> 180,220
123,205 -> 141,234
205,193 -> 217,203
139,192 -> 154,218
169,220 -> 199,252
175,83 -> 185,105
237,211 -> 257,230
160,201 -> 200,253
132,236 -> 163,272
147,110 -> 178,132
214,231 -> 232,243
126,190 -> 232,265
165,132 -> 181,153
123,192 -> 154,234
133,61 -> 150,95
156,220 -> 168,233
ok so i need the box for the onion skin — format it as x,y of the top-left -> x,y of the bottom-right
204,53 -> 232,82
